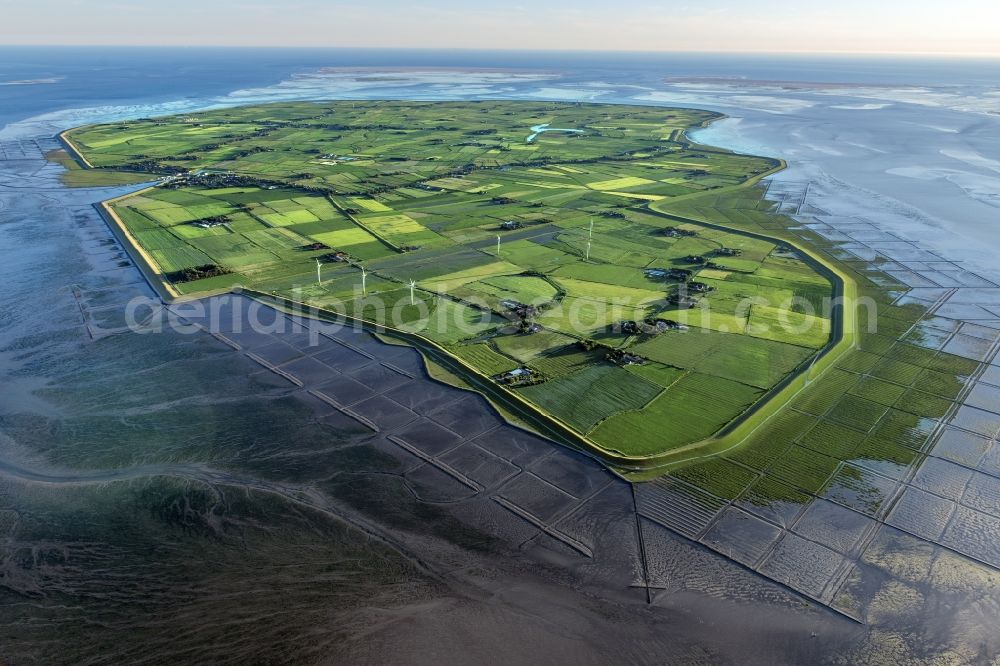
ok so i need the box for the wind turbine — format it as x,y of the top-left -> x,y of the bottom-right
496,234 -> 502,257
587,217 -> 594,260
360,265 -> 368,296
408,279 -> 417,305
315,258 -> 323,284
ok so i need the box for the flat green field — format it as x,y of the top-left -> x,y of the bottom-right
67,100 -> 834,460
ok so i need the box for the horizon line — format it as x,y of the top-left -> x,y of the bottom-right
2,43 -> 1000,59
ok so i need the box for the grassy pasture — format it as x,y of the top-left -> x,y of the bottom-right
518,365 -> 663,433
590,373 -> 764,455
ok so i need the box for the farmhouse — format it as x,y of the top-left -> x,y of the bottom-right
501,300 -> 537,319
606,349 -> 646,366
619,320 -> 640,335
658,227 -> 697,238
643,317 -> 689,333
190,216 -> 229,229
687,281 -> 715,293
493,367 -> 539,386
644,267 -> 693,281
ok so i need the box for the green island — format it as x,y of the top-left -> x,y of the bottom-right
62,100 -> 857,474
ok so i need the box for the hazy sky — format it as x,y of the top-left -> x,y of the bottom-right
3,0 -> 999,56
